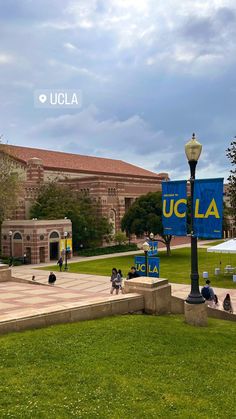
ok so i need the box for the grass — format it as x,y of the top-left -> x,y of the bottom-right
43,247 -> 236,289
0,315 -> 235,418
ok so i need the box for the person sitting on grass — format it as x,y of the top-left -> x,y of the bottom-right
223,293 -> 234,313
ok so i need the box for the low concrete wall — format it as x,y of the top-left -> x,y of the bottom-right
124,277 -> 171,314
0,294 -> 144,335
171,295 -> 236,322
207,306 -> 236,322
0,265 -> 11,282
171,296 -> 184,314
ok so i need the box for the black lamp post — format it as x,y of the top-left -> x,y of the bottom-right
64,231 -> 68,271
142,241 -> 150,276
185,133 -> 205,304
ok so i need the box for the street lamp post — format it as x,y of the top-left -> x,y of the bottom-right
185,133 -> 205,304
149,232 -> 154,241
64,231 -> 68,271
9,231 -> 13,266
142,241 -> 150,276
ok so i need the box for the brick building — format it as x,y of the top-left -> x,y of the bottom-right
2,144 -> 169,233
1,219 -> 72,264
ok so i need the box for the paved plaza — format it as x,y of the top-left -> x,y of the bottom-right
0,262 -> 234,324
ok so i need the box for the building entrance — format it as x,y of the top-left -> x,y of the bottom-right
50,242 -> 59,260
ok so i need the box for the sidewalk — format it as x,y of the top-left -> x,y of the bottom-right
0,238 -> 232,327
4,266 -> 234,320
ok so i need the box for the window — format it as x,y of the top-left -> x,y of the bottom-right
49,231 -> 59,239
108,188 -> 116,196
13,232 -> 22,240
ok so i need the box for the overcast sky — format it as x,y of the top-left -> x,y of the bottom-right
0,0 -> 235,180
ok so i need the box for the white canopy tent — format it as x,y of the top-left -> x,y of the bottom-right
207,239 -> 236,254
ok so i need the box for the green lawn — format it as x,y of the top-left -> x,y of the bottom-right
0,315 -> 235,418
43,247 -> 236,288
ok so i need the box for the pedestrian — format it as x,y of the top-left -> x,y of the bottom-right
223,293 -> 233,313
213,294 -> 219,309
57,256 -> 63,272
126,266 -> 139,280
32,275 -> 35,281
201,279 -> 215,307
117,269 -> 123,293
110,268 -> 119,295
48,271 -> 56,285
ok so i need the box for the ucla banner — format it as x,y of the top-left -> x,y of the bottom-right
148,257 -> 160,278
134,256 -> 160,277
148,240 -> 158,256
193,178 -> 224,239
162,180 -> 187,236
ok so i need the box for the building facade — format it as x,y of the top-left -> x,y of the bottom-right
2,144 -> 169,232
1,219 -> 72,264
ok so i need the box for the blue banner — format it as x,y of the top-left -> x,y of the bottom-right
162,180 -> 187,236
134,256 -> 160,277
148,240 -> 158,256
148,257 -> 160,278
193,178 -> 224,238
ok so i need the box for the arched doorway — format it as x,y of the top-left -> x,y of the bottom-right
49,231 -> 60,260
13,232 -> 23,258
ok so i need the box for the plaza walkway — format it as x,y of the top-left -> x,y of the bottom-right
0,263 -> 234,324
0,238 -> 235,326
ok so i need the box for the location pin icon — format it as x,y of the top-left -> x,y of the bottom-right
39,94 -> 47,103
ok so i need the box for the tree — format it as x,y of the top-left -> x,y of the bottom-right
121,192 -> 173,255
0,140 -> 20,238
226,138 -> 236,226
30,182 -> 112,250
113,231 -> 128,246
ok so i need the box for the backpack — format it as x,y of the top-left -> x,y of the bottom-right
201,286 -> 211,300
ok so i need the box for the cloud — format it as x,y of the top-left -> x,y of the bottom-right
0,53 -> 14,64
0,0 -> 235,182
27,105 -> 166,156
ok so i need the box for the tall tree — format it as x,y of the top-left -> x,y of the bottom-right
226,137 -> 236,227
30,182 -> 112,249
121,192 -> 173,255
0,140 -> 20,233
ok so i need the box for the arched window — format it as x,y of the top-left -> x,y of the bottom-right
13,232 -> 22,240
49,231 -> 60,239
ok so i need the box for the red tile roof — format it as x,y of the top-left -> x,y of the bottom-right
5,144 -> 165,179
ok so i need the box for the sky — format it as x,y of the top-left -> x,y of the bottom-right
0,0 -> 235,181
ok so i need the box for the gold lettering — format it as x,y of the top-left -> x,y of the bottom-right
205,199 -> 220,218
194,199 -> 204,218
163,199 -> 174,218
174,199 -> 187,218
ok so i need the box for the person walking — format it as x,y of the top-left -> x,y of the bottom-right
223,293 -> 233,313
117,269 -> 123,293
48,272 -> 56,285
57,256 -> 63,272
110,268 -> 119,295
201,279 -> 215,307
